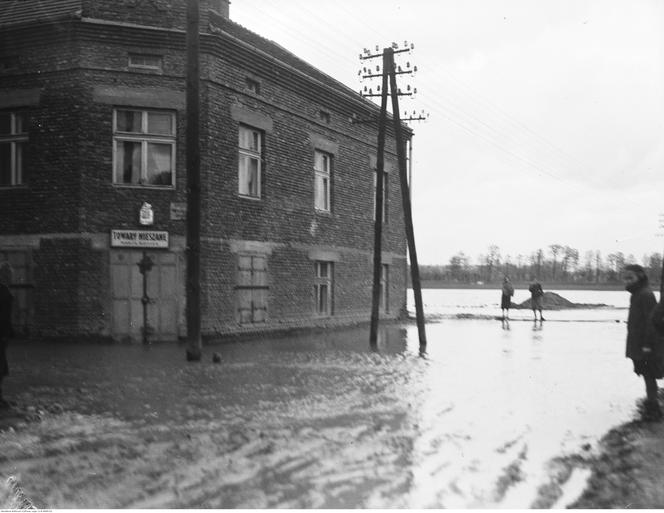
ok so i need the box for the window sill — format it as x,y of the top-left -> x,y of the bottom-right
238,194 -> 262,201
113,184 -> 176,190
0,184 -> 28,190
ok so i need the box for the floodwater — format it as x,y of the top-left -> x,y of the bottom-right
0,288 -> 644,508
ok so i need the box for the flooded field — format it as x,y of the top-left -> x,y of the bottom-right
0,289 -> 643,508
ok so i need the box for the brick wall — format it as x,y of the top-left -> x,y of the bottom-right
0,5 -> 410,340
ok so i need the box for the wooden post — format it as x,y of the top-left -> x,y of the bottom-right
369,50 -> 390,348
387,50 -> 427,347
185,0 -> 202,361
138,250 -> 154,345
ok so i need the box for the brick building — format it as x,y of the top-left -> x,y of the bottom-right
0,0 -> 411,342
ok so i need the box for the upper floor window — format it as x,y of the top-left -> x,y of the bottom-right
0,111 -> 27,186
238,125 -> 262,198
113,109 -> 175,187
319,110 -> 330,124
245,77 -> 260,94
314,150 -> 332,212
128,53 -> 163,71
373,170 -> 388,223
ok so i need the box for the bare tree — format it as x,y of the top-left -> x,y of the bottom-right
549,244 -> 563,280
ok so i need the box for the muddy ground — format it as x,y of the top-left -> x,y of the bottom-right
2,394 -> 664,509
570,394 -> 664,508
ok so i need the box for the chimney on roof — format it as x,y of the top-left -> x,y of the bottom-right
204,0 -> 230,20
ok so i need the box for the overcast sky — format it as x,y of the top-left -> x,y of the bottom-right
232,0 -> 664,266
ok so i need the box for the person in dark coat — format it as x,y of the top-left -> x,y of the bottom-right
528,278 -> 545,321
500,276 -> 514,320
623,264 -> 664,421
0,262 -> 14,408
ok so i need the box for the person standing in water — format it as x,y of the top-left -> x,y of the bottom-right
500,276 -> 514,320
623,264 -> 664,421
528,278 -> 545,321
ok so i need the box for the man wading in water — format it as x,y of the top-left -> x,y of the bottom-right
623,264 -> 664,421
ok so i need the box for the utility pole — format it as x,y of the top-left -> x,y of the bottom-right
359,43 -> 428,348
368,52 -> 389,348
185,0 -> 202,361
658,214 -> 664,298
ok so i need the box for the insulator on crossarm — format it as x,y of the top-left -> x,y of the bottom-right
369,88 -> 373,94
407,84 -> 411,91
398,65 -> 402,72
398,88 -> 402,94
375,45 -> 379,51
406,61 -> 410,68
377,85 -> 381,91
410,43 -> 415,49
376,65 -> 380,72
413,65 -> 418,73
364,85 -> 368,92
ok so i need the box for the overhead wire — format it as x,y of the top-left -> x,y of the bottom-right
232,0 -> 649,211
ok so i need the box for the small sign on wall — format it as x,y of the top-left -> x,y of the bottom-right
170,202 -> 187,221
111,230 -> 169,249
139,202 -> 154,225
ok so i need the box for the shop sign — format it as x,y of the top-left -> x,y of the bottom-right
111,229 -> 169,248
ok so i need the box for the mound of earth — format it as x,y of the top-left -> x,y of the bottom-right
512,291 -> 608,310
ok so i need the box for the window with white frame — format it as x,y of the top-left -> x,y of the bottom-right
238,125 -> 262,198
314,150 -> 332,212
373,169 -> 388,223
113,109 -> 175,187
0,111 -> 27,186
237,254 -> 268,324
380,264 -> 389,312
314,261 -> 333,316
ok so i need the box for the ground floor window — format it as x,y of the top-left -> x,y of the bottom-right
380,264 -> 389,312
237,254 -> 268,324
0,249 -> 33,334
314,261 -> 333,316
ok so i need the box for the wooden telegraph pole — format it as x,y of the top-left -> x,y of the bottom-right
360,44 -> 428,349
185,0 -> 202,361
369,53 -> 389,348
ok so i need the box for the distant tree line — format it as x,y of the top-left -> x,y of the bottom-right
418,244 -> 664,286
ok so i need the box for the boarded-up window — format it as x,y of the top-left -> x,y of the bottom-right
236,254 -> 268,324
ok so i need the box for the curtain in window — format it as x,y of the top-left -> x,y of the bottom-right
146,143 -> 173,185
115,141 -> 141,184
239,155 -> 259,196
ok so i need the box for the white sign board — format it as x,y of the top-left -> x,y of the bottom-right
111,230 -> 169,248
